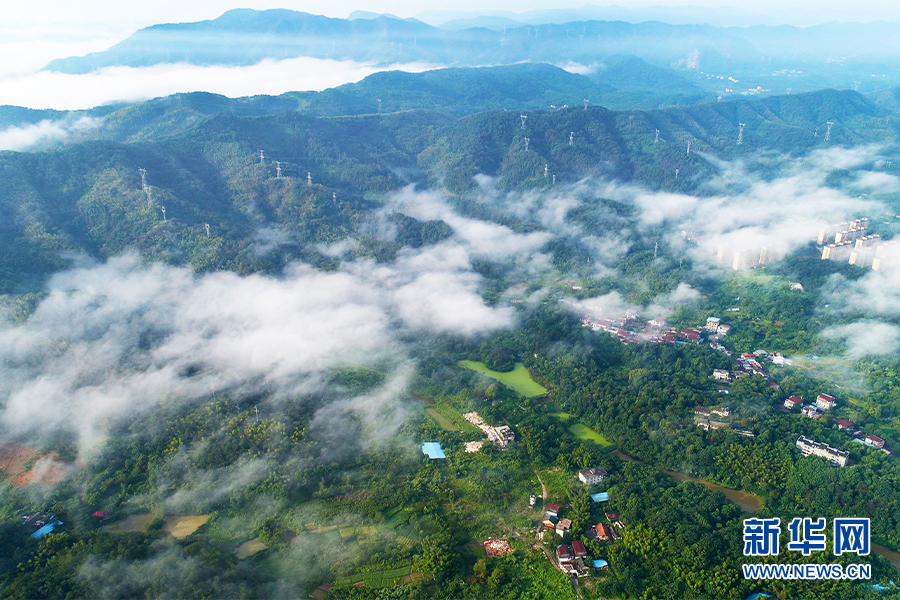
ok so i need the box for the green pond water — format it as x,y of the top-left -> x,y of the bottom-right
458,361 -> 548,398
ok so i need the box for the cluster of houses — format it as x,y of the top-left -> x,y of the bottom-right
555,512 -> 623,577
709,347 -> 781,390
783,394 -> 889,452
556,540 -> 591,576
784,393 -> 837,419
692,405 -> 754,436
541,503 -> 572,538
463,412 -> 515,448
535,465 -> 620,579
576,310 -> 714,346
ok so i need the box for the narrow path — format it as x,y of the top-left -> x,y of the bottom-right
533,465 -> 548,504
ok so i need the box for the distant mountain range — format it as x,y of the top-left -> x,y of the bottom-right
40,9 -> 900,97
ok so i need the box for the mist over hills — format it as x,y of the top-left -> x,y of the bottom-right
40,8 -> 900,97
0,70 -> 895,294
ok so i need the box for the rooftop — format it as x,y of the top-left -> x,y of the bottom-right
421,442 -> 446,459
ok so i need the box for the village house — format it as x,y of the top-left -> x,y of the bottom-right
713,369 -> 731,382
694,406 -> 712,417
595,523 -> 614,540
710,406 -> 731,417
556,544 -> 573,564
801,405 -> 824,419
816,393 -> 837,410
796,435 -> 849,467
545,503 -> 561,518
717,324 -> 732,335
784,396 -> 803,410
578,466 -> 608,485
571,540 -> 588,558
863,434 -> 885,449
556,518 -> 572,537
835,419 -> 859,435
706,317 -> 721,332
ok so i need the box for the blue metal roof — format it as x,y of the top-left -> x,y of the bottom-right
592,559 -> 608,568
422,442 -> 446,459
31,522 -> 59,539
590,492 -> 609,502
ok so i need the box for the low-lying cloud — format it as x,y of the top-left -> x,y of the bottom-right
0,117 -> 101,151
0,245 -> 512,454
0,57 -> 442,110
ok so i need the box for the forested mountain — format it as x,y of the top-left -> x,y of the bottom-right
41,8 -> 900,95
0,84 -> 893,293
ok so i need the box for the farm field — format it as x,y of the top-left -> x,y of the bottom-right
426,407 -> 458,431
103,513 -> 155,534
163,515 -> 210,539
458,361 -> 548,398
236,537 -> 268,559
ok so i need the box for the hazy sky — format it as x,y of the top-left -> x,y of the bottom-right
5,0 -> 900,34
2,0 -> 898,109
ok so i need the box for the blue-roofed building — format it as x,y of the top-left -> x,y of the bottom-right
590,492 -> 609,502
746,593 -> 772,600
592,559 -> 608,568
31,519 -> 62,539
422,442 -> 446,459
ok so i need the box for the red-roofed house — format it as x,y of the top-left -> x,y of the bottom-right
864,435 -> 885,449
596,523 -> 613,540
835,419 -> 855,430
784,396 -> 803,410
572,540 -> 588,557
545,503 -> 561,517
557,545 -> 573,563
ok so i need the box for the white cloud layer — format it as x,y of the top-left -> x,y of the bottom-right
0,57 -> 442,110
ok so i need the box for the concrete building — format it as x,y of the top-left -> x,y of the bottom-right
872,241 -> 899,271
706,317 -> 721,332
822,241 -> 854,261
713,369 -> 730,382
796,435 -> 849,466
578,466 -> 608,485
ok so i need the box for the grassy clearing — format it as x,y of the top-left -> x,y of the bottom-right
539,468 -> 576,500
426,407 -> 458,431
102,513 -> 155,534
568,423 -> 613,447
458,361 -> 548,398
430,403 -> 480,433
